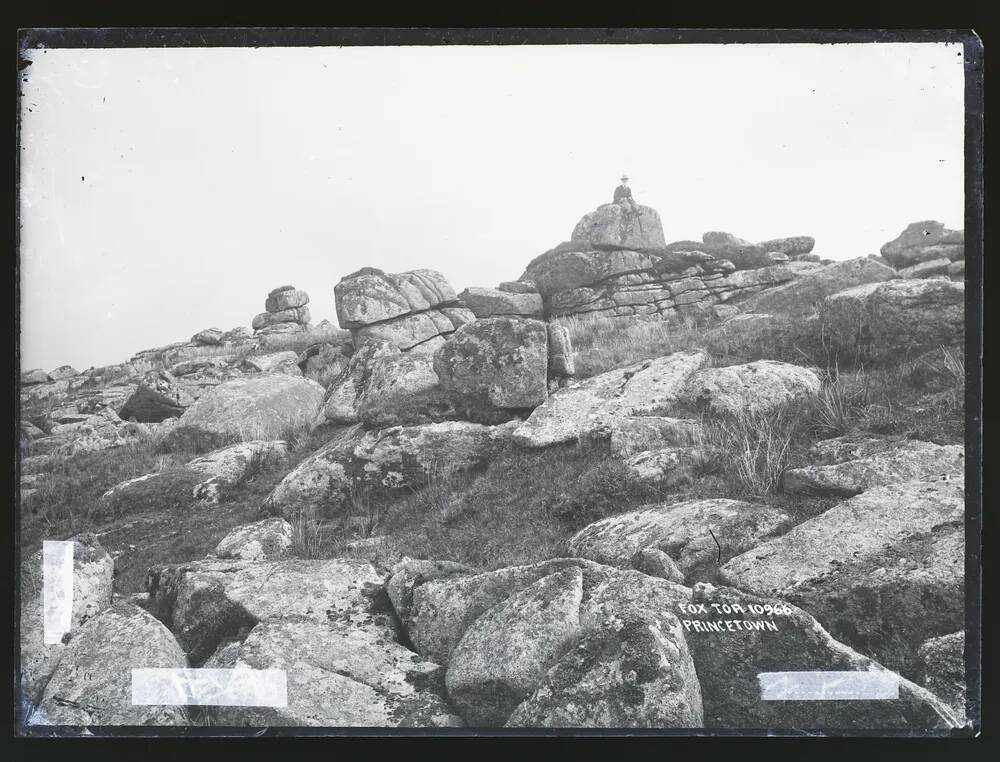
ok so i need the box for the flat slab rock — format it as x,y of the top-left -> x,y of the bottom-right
783,438 -> 965,496
511,350 -> 709,448
567,499 -> 794,584
720,480 -> 964,675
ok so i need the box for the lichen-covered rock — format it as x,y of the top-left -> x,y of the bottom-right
782,440 -> 964,496
739,257 -> 897,315
458,287 -> 543,319
335,268 -> 458,329
213,518 -> 294,561
680,360 -> 821,416
265,287 -> 310,313
757,236 -> 815,256
568,499 -> 793,584
240,351 -> 302,375
433,317 -> 549,413
720,480 -> 964,675
546,323 -> 575,378
685,584 -> 959,730
93,467 -> 204,519
386,558 -> 477,628
446,568 -> 584,725
899,258 -> 952,280
917,632 -> 966,724
263,421 -> 515,521
880,221 -> 964,269
623,448 -> 698,491
608,416 -> 701,457
204,616 -> 461,728
819,279 -> 964,362
511,351 -> 708,448
506,610 -> 703,728
353,307 -> 476,353
30,602 -> 189,726
163,374 -> 324,452
186,439 -> 289,503
252,306 -> 311,330
571,203 -> 666,250
319,339 -> 400,425
355,352 -> 457,428
20,535 -> 115,710
191,327 -> 224,345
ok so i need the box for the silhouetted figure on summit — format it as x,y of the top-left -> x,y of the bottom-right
613,175 -> 637,210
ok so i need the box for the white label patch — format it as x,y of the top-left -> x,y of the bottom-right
131,668 -> 288,707
758,671 -> 900,701
42,540 -> 74,644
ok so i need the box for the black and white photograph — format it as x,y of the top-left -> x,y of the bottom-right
15,29 -> 982,737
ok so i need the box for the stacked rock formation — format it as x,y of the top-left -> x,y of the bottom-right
518,202 -> 821,322
252,286 -> 311,335
334,268 -> 475,354
880,221 -> 965,281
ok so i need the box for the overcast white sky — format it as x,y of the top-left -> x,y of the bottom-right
19,42 -> 965,372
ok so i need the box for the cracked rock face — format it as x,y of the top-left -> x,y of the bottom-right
720,480 -> 964,676
571,203 -> 667,250
880,221 -> 964,270
335,268 -> 458,329
679,360 -> 821,417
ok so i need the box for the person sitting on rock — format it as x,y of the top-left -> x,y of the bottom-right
613,175 -> 636,210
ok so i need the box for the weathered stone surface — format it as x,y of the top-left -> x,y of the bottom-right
213,518 -> 294,561
757,236 -> 815,256
631,547 -> 687,584
685,584 -> 960,730
93,468 -> 204,519
186,440 -> 290,503
608,416 -> 701,457
820,279 -> 964,361
446,568 -> 584,725
355,352 -> 457,428
740,257 -> 897,315
783,440 -> 964,496
458,287 -> 543,318
623,448 -> 698,491
880,221 -> 964,269
499,279 -> 538,294
721,480 -> 964,674
146,557 -> 386,663
335,268 -> 457,329
319,339 -> 400,425
264,421 -> 515,521
20,535 -> 115,709
240,350 -> 302,375
299,342 -> 353,387
30,602 -> 189,726
265,287 -> 310,313
506,610 -> 703,728
22,369 -> 52,386
252,306 -> 311,330
433,318 -> 549,412
163,374 -> 324,452
680,360 -> 820,416
569,499 -> 793,583
205,616 -> 460,727
546,323 -> 575,378
191,327 -> 224,345
917,632 -> 966,724
899,258 -> 952,280
353,307 -> 475,352
386,558 -> 477,628
571,203 -> 666,249
511,351 -> 708,448
119,381 -> 188,423
48,365 -> 79,381
407,558 -> 690,664
255,322 -> 306,336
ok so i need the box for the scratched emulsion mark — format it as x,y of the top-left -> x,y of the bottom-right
758,671 -> 900,701
131,668 -> 288,707
42,540 -> 74,644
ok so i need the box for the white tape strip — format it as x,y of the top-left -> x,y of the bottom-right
42,540 -> 74,645
759,671 -> 899,701
131,668 -> 288,707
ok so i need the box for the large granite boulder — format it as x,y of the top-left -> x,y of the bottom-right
739,257 -> 897,315
162,374 -> 324,452
679,360 -> 821,416
757,236 -> 816,256
819,279 -> 964,362
511,351 -> 709,448
720,480 -> 964,675
880,221 -> 964,269
264,421 -> 515,521
213,518 -> 294,561
335,268 -> 458,329
571,203 -> 666,249
353,307 -> 476,354
685,584 -> 960,730
458,287 -> 543,319
433,317 -> 550,414
186,439 -> 290,503
568,499 -> 794,583
29,602 -> 189,726
19,535 -> 115,710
